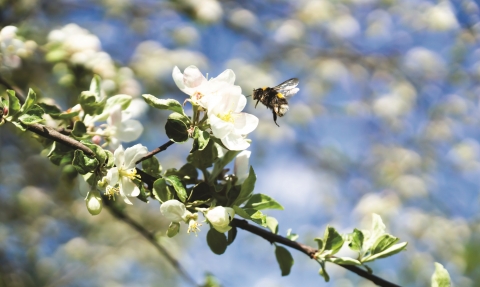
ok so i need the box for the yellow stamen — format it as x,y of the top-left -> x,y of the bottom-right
119,168 -> 138,181
217,111 -> 234,123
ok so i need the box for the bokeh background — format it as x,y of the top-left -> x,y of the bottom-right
0,0 -> 479,286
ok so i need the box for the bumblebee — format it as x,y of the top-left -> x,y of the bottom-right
252,78 -> 299,126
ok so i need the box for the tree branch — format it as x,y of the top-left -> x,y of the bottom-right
232,219 -> 402,287
16,121 -> 402,287
136,140 -> 175,164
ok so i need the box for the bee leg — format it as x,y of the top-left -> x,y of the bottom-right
255,99 -> 260,108
273,111 -> 279,127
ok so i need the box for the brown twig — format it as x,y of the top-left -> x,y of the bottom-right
232,219 -> 402,287
136,140 -> 175,164
14,121 -> 402,286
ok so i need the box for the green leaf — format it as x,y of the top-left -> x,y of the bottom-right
165,114 -> 189,143
370,234 -> 399,255
19,88 -> 36,114
137,183 -> 150,203
81,141 -> 107,166
38,102 -> 62,117
72,150 -> 99,175
142,156 -> 162,178
90,75 -> 102,98
153,178 -> 173,202
362,242 -> 408,262
206,228 -> 228,255
318,260 -> 330,282
323,226 -> 344,255
104,150 -> 114,168
244,193 -> 284,210
328,257 -> 361,265
314,238 -> 324,251
106,94 -> 132,110
189,182 -> 211,202
190,127 -> 210,153
177,163 -> 198,184
18,104 -> 45,125
231,166 -> 256,206
227,226 -> 237,245
348,228 -> 364,252
210,149 -> 240,181
142,94 -> 186,115
57,110 -> 80,120
6,90 -> 20,118
47,142 -> 74,165
431,262 -> 451,287
79,91 -> 105,116
266,216 -> 279,234
286,229 -> 299,241
232,206 -> 266,226
188,140 -> 218,170
71,121 -> 87,138
167,222 -> 180,238
275,246 -> 294,276
165,175 -> 187,202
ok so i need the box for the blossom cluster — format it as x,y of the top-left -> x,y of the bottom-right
0,26 -> 37,69
173,65 -> 259,150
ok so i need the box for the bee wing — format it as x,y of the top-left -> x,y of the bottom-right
274,78 -> 299,97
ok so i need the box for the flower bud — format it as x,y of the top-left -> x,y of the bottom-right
86,189 -> 103,215
205,206 -> 235,233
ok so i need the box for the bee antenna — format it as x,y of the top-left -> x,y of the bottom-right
246,94 -> 252,98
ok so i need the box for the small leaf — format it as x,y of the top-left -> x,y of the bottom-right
232,166 -> 256,206
318,260 -> 330,282
431,262 -> 451,287
48,142 -> 74,165
323,226 -> 344,255
105,94 -> 132,110
178,163 -> 198,184
266,216 -> 279,234
165,175 -> 187,202
72,150 -> 99,174
371,234 -> 399,255
142,156 -> 162,178
227,226 -> 237,245
232,206 -> 266,226
348,228 -> 364,252
71,121 -> 87,138
362,242 -> 408,262
210,149 -> 240,181
142,94 -> 186,115
6,90 -> 20,117
275,246 -> 294,276
153,178 -> 173,202
19,88 -> 36,114
286,229 -> 299,241
244,193 -> 284,210
314,238 -> 324,251
81,141 -> 107,166
188,140 -> 218,170
165,115 -> 189,143
167,222 -> 180,238
79,90 -> 105,116
206,228 -> 228,255
38,102 -> 62,117
18,104 -> 44,125
328,257 -> 361,265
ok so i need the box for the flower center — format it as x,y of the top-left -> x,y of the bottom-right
217,111 -> 234,123
119,167 -> 137,180
105,185 -> 119,199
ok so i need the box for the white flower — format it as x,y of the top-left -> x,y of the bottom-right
172,65 -> 236,109
160,199 -> 191,222
103,105 -> 143,150
160,200 -> 201,235
105,144 -> 148,204
204,206 -> 235,233
208,86 -> 258,150
234,150 -> 251,184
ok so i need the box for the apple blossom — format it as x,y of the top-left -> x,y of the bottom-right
204,206 -> 235,233
160,200 -> 201,235
102,105 -> 144,149
207,86 -> 258,150
104,144 -> 148,204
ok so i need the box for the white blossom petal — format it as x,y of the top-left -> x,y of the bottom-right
234,150 -> 251,184
205,206 -> 235,233
232,113 -> 259,135
160,200 -> 187,222
123,144 -> 148,168
120,176 -> 139,197
116,119 -> 144,142
209,114 -> 235,139
107,105 -> 122,127
222,132 -> 250,151
113,145 -> 125,167
106,167 -> 119,185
